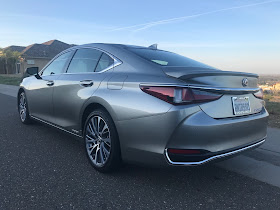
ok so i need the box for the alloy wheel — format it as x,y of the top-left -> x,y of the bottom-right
85,116 -> 111,167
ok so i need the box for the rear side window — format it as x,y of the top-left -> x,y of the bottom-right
67,48 -> 102,73
95,53 -> 114,72
42,51 -> 73,76
127,48 -> 212,68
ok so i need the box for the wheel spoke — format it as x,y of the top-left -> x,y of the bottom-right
103,138 -> 111,147
97,117 -> 101,133
99,145 -> 105,164
89,144 -> 98,154
87,124 -> 96,138
22,111 -> 26,120
102,143 -> 110,157
94,148 -> 99,164
91,118 -> 99,137
101,124 -> 108,135
86,135 -> 96,143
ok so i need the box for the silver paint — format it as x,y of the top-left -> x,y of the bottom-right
18,43 -> 269,167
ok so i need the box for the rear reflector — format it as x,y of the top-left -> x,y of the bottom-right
168,149 -> 201,154
140,85 -> 222,105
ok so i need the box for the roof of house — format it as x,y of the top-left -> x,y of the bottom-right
4,45 -> 26,52
21,40 -> 73,59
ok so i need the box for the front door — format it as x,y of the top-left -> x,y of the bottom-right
27,51 -> 74,124
53,48 -> 115,133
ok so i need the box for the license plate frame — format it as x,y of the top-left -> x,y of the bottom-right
232,96 -> 251,115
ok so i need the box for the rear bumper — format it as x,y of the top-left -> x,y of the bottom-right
165,138 -> 265,165
118,105 -> 268,167
166,107 -> 268,153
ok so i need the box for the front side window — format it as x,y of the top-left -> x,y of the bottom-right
67,48 -> 102,73
42,51 -> 73,76
95,53 -> 114,72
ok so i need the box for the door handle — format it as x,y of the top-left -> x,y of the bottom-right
46,81 -> 54,86
80,80 -> 94,87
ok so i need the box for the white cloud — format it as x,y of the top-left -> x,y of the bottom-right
109,0 -> 280,32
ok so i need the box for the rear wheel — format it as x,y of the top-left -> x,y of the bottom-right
84,109 -> 121,172
18,92 -> 32,124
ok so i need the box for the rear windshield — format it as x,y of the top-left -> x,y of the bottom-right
127,48 -> 212,68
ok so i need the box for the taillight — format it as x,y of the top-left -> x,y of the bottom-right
140,85 -> 222,105
253,89 -> 264,99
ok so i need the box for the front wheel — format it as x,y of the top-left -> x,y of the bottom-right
84,109 -> 121,173
18,92 -> 32,124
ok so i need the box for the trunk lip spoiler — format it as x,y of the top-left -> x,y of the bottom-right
139,83 -> 260,94
162,67 -> 259,78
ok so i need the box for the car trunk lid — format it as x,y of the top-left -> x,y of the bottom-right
163,67 -> 258,90
162,67 -> 263,118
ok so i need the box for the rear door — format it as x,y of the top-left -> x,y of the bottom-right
27,51 -> 74,123
52,48 -> 115,133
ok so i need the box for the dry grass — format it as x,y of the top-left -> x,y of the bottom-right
264,94 -> 280,128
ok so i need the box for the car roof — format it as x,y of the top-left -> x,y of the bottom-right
73,43 -> 153,50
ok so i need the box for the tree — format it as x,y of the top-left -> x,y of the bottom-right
0,49 -> 22,74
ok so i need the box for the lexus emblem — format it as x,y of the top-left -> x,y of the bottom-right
242,78 -> 249,87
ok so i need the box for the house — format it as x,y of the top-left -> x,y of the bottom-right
4,45 -> 26,52
19,40 -> 74,74
0,40 -> 74,74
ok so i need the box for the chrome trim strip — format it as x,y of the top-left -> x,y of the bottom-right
39,46 -> 123,75
140,83 -> 260,93
165,138 -> 266,166
30,115 -> 83,138
63,46 -> 123,74
60,60 -> 122,75
189,85 -> 260,93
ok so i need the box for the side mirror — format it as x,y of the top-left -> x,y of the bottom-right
26,67 -> 39,76
25,67 -> 42,79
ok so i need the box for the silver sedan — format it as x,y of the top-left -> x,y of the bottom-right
18,43 -> 268,172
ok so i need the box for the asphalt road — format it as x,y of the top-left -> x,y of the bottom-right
0,92 -> 280,210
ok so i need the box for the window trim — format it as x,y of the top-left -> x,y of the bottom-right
93,52 -> 103,72
39,49 -> 76,76
39,46 -> 122,76
64,47 -> 122,75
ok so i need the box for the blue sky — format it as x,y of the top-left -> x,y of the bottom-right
0,0 -> 279,74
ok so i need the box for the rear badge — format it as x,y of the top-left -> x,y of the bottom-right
242,78 -> 249,87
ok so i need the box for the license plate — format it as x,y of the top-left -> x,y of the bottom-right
232,97 -> 251,115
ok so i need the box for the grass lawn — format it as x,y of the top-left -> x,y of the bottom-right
266,101 -> 280,128
264,95 -> 280,128
0,74 -> 22,86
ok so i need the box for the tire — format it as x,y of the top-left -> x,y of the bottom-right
18,91 -> 32,124
84,109 -> 121,173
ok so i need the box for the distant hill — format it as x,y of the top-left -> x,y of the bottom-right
259,74 -> 280,85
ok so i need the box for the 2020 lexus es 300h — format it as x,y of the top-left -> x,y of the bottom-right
18,43 -> 268,172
